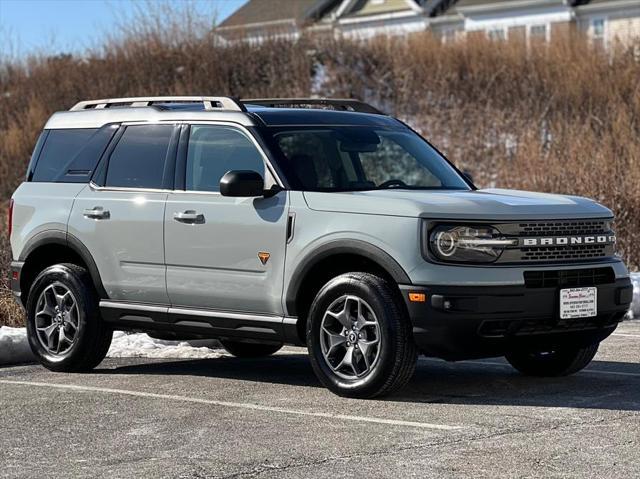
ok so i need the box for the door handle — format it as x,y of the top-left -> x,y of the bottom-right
173,210 -> 205,224
83,207 -> 110,220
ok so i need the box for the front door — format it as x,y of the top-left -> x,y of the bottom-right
164,123 -> 289,315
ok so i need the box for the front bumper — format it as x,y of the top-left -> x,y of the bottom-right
400,277 -> 632,361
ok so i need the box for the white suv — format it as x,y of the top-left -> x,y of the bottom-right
8,96 -> 633,397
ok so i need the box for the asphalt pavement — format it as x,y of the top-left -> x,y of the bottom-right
1,321 -> 639,479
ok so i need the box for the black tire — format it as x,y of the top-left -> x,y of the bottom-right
306,272 -> 417,398
26,263 -> 113,372
220,340 -> 283,358
505,343 -> 599,377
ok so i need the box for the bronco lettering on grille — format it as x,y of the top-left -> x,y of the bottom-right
521,235 -> 616,247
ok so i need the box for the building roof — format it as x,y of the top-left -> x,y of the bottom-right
342,0 -> 416,18
453,0 -> 589,9
219,0 -> 338,28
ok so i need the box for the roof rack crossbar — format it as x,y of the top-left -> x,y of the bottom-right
241,98 -> 384,115
70,96 -> 246,112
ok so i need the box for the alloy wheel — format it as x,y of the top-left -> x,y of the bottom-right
34,282 -> 80,356
320,295 -> 381,380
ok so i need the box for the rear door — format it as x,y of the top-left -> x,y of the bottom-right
164,122 -> 289,315
68,123 -> 179,304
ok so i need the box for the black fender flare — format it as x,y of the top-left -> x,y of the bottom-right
285,239 -> 411,316
19,230 -> 108,299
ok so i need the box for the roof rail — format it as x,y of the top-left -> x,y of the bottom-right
69,96 -> 246,112
242,98 -> 385,115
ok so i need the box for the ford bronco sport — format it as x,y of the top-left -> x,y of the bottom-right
8,96 -> 633,398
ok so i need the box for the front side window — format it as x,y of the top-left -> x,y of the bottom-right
186,125 -> 264,192
105,124 -> 173,189
271,127 -> 469,192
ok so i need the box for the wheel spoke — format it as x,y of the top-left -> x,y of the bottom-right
356,314 -> 377,330
325,310 -> 351,330
358,339 -> 377,370
44,287 -> 58,310
335,346 -> 356,376
48,326 -> 58,351
40,323 -> 57,338
59,327 -> 73,345
344,297 -> 360,323
36,302 -> 56,319
323,327 -> 346,356
54,292 -> 67,309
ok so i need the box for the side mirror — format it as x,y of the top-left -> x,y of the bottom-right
220,170 -> 264,197
463,170 -> 474,185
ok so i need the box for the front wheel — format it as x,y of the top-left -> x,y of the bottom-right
505,343 -> 599,377
306,272 -> 417,398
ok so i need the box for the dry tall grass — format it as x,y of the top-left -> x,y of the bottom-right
1,16 -> 638,326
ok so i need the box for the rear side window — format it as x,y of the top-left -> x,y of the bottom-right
31,128 -> 104,182
105,125 -> 174,189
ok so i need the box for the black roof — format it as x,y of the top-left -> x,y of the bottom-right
247,107 -> 401,127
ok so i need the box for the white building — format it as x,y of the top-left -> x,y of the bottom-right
217,0 -> 640,48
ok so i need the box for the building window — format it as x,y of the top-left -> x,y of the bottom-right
529,24 -> 548,42
591,18 -> 606,49
592,18 -> 605,37
442,28 -> 457,44
487,28 -> 506,41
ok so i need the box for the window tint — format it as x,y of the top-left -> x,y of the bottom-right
186,126 -> 264,192
32,129 -> 98,182
276,131 -> 336,189
272,127 -> 467,192
105,125 -> 173,189
358,135 -> 442,188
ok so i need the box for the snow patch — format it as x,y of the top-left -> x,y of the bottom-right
0,327 -> 35,365
0,328 -> 225,365
106,331 -> 225,359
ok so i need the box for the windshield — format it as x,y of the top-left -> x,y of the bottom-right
269,126 -> 470,192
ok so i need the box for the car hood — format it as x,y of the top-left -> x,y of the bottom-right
302,188 -> 613,220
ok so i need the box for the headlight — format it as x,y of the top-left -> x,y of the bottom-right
428,224 -> 517,263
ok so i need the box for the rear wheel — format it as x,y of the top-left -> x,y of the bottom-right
220,340 -> 283,358
505,343 -> 599,377
26,264 -> 113,372
306,272 -> 416,398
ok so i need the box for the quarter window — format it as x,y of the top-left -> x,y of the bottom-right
185,126 -> 264,192
105,124 -> 174,189
32,129 -> 98,182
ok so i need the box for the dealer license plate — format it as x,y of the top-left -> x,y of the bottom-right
560,287 -> 597,319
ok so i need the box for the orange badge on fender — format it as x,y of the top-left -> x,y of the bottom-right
258,252 -> 271,265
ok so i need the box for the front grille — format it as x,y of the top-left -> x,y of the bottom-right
496,219 -> 614,264
517,220 -> 609,237
523,267 -> 615,288
520,244 -> 608,262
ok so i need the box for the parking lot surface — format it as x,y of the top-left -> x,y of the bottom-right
1,321 -> 639,479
